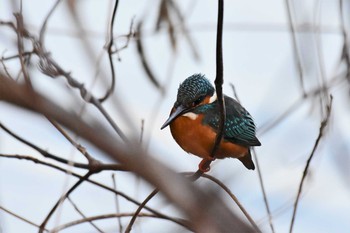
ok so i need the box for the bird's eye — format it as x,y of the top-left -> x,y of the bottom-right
192,96 -> 204,107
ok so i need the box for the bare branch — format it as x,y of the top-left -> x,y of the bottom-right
289,95 -> 333,233
67,197 -> 104,233
285,0 -> 306,96
0,205 -> 48,232
39,172 -> 93,233
99,0 -> 119,102
51,212 -> 186,233
0,74 -> 255,233
200,0 -> 225,172
0,153 -> 182,225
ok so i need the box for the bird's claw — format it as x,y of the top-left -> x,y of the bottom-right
198,158 -> 215,172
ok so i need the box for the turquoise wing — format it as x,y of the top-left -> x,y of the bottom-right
196,96 -> 261,147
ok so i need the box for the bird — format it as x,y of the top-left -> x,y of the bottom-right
161,73 -> 261,172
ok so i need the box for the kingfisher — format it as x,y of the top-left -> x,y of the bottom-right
161,74 -> 261,172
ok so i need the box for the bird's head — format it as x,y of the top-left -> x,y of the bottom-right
161,74 -> 215,129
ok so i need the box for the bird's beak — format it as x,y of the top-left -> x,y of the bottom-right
161,105 -> 188,130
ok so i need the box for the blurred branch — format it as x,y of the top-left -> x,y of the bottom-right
0,74 -> 255,233
16,22 -> 345,40
39,0 -> 61,44
259,71 -> 344,136
0,51 -> 33,61
289,95 -> 333,233
5,7 -> 129,142
339,0 -> 350,87
136,21 -> 164,93
0,153 -> 182,225
13,12 -> 31,83
285,0 -> 306,96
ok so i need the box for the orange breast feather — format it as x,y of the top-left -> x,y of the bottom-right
169,113 -> 248,159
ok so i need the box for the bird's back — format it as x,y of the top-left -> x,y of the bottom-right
193,96 -> 261,147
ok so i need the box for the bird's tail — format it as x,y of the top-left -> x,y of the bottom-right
238,149 -> 255,170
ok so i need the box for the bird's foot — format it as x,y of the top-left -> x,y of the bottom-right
198,158 -> 216,172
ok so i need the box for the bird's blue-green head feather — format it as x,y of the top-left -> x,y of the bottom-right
175,73 -> 215,108
160,74 -> 215,129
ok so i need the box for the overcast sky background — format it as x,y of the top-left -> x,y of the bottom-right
1,0 -> 350,233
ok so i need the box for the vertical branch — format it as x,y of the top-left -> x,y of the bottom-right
231,84 -> 275,233
339,0 -> 350,86
100,0 -> 119,102
112,174 -> 123,233
289,96 -> 333,233
252,149 -> 275,233
13,13 -> 30,84
200,0 -> 225,172
211,0 -> 225,157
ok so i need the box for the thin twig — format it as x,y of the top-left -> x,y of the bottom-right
230,81 -> 274,233
67,197 -> 104,233
13,12 -> 31,84
285,0 -> 306,96
339,0 -> 350,86
47,119 -> 102,172
289,95 -> 333,233
0,51 -> 34,61
136,21 -> 164,93
100,0 -> 119,102
112,173 -> 123,233
124,169 -> 206,232
39,172 -> 93,233
252,149 -> 275,233
124,189 -> 160,233
258,72 -> 344,136
1,74 -> 256,232
51,212 -> 187,232
0,122 -> 128,171
0,153 -> 183,226
39,0 -> 61,44
0,205 -> 48,232
201,174 -> 262,233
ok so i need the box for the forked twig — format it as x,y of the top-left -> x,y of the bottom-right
0,153 -> 183,227
39,172 -> 93,233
